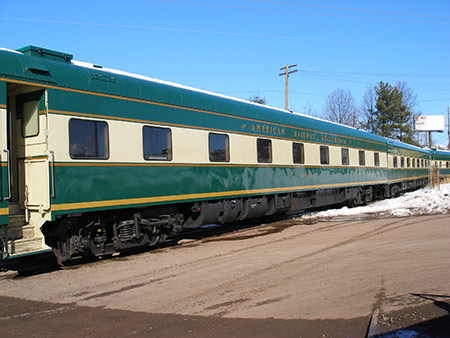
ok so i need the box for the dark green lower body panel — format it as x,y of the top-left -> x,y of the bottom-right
51,164 -> 390,216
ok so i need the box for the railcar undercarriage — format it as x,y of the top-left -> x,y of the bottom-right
38,180 -> 427,265
42,209 -> 183,265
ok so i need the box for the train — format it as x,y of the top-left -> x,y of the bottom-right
0,46 -> 449,267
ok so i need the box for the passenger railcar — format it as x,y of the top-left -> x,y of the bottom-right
0,46 -> 435,266
431,149 -> 450,182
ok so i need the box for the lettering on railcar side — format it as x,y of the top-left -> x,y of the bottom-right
247,122 -> 350,146
250,123 -> 286,136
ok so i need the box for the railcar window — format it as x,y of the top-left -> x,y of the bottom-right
143,126 -> 172,161
393,156 -> 398,168
359,150 -> 365,166
69,119 -> 109,159
22,100 -> 39,137
292,142 -> 305,164
320,146 -> 329,165
374,152 -> 380,167
341,148 -> 349,165
209,133 -> 229,162
421,159 -> 424,167
412,159 -> 415,168
401,157 -> 405,168
447,161 -> 449,168
407,158 -> 410,168
257,138 -> 272,163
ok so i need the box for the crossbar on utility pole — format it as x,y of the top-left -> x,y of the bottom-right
279,64 -> 298,111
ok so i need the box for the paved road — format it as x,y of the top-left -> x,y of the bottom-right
0,214 -> 449,337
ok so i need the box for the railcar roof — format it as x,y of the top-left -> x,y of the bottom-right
0,46 -> 407,148
386,139 -> 429,154
432,149 -> 450,157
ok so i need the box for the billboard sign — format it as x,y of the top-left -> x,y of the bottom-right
414,115 -> 445,132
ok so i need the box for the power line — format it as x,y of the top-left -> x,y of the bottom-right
157,0 -> 450,25
247,0 -> 450,20
1,17 -> 448,50
301,70 -> 450,78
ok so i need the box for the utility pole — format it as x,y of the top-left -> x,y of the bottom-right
447,107 -> 449,149
279,64 -> 298,111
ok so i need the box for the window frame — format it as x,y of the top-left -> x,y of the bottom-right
292,142 -> 305,164
208,132 -> 230,162
17,90 -> 44,138
257,138 -> 272,163
374,152 -> 380,167
142,125 -> 173,161
341,148 -> 349,166
320,146 -> 329,165
359,150 -> 365,166
69,118 -> 110,160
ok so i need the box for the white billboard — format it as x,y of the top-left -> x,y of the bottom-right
414,115 -> 445,132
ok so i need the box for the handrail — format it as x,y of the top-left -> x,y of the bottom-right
50,150 -> 55,198
3,149 -> 11,201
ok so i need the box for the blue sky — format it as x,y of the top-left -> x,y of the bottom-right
1,0 -> 449,144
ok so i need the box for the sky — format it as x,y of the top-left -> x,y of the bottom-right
1,0 -> 449,145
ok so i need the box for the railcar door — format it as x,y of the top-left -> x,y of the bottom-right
8,84 -> 50,214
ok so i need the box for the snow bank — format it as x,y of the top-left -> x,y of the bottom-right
300,183 -> 450,220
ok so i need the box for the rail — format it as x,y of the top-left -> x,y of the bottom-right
50,150 -> 55,198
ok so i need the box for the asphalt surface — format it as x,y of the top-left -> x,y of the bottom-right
0,213 -> 449,337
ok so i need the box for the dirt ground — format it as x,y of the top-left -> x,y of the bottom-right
0,213 -> 449,337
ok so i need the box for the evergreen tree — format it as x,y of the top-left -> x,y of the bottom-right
362,81 -> 417,144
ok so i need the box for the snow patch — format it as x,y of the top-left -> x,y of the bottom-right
0,47 -> 23,55
300,183 -> 450,220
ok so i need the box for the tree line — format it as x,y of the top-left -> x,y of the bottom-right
315,81 -> 420,145
322,81 -> 420,144
248,81 -> 421,146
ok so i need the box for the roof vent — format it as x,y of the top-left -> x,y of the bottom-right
16,45 -> 73,63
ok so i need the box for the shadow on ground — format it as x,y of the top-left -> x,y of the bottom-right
374,294 -> 450,338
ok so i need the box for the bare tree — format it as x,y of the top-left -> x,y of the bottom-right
322,88 -> 359,127
396,81 -> 418,112
302,101 -> 320,117
396,81 -> 421,144
247,95 -> 268,105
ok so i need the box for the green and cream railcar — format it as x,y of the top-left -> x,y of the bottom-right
0,46 -> 430,265
386,140 -> 430,196
431,149 -> 450,182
